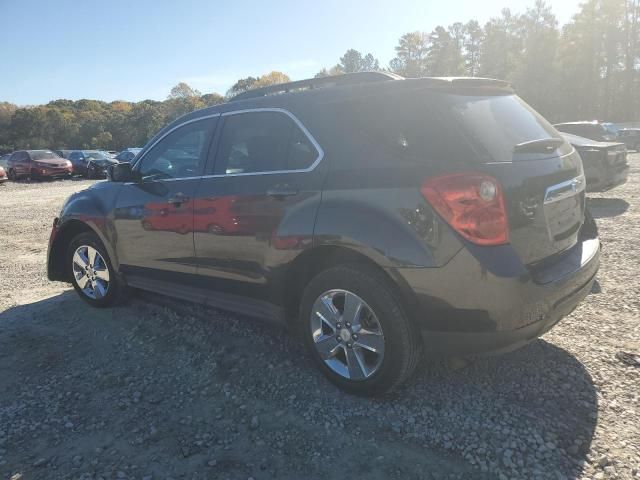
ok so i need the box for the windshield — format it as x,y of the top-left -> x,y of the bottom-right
84,151 -> 109,160
31,151 -> 60,160
443,94 -> 561,162
603,123 -> 619,134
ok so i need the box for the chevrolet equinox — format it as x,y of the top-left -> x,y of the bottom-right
47,73 -> 600,395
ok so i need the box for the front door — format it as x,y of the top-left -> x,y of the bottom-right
113,116 -> 218,279
193,109 -> 325,301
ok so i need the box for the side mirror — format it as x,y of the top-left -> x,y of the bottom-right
107,162 -> 137,182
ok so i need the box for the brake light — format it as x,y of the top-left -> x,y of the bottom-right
421,172 -> 509,246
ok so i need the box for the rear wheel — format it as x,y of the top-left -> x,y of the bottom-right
299,264 -> 422,395
67,232 -> 128,307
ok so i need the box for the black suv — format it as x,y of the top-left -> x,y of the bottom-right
48,73 -> 600,395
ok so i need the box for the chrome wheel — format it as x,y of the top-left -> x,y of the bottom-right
310,289 -> 385,380
72,245 -> 110,300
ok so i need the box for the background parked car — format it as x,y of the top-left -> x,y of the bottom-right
68,150 -> 118,178
562,132 -> 629,192
0,153 -> 11,169
554,121 -> 618,142
54,149 -> 73,159
0,166 -> 7,184
114,147 -> 142,163
7,150 -> 73,180
616,128 -> 640,151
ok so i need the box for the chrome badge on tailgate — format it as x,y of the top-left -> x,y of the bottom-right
543,175 -> 586,244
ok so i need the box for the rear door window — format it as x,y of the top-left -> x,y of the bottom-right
212,110 -> 320,175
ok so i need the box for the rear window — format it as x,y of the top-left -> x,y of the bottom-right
444,94 -> 560,162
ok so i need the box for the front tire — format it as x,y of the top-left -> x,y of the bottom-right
299,264 -> 422,395
67,232 -> 128,307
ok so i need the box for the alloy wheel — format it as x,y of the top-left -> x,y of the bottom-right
310,289 -> 385,380
72,245 -> 110,299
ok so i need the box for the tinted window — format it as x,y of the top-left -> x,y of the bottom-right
330,90 -> 476,168
69,151 -> 84,161
214,111 -> 319,175
137,118 -> 215,179
443,94 -> 560,162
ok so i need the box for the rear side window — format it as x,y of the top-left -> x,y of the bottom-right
213,110 -> 320,175
329,89 -> 562,167
328,90 -> 476,168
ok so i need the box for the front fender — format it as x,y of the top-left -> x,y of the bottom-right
47,183 -> 122,281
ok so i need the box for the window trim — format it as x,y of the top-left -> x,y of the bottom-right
204,108 -> 324,178
129,108 -> 324,183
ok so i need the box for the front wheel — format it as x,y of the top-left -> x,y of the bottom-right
67,232 -> 128,307
299,265 -> 422,395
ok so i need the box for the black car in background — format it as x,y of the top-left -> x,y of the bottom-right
562,133 -> 629,192
55,149 -> 73,159
554,121 -> 618,142
616,128 -> 640,151
68,150 -> 118,178
115,148 -> 142,163
47,73 -> 600,395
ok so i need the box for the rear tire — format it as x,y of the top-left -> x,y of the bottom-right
66,232 -> 128,307
299,264 -> 422,395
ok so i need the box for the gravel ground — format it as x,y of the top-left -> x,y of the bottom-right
0,160 -> 638,480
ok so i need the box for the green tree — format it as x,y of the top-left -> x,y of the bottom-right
389,32 -> 430,77
168,82 -> 201,99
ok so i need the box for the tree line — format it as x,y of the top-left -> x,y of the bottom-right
1,0 -> 638,153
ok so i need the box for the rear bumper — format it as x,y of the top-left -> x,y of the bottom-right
391,236 -> 600,357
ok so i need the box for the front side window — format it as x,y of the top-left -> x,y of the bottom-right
214,111 -> 319,175
137,118 -> 215,180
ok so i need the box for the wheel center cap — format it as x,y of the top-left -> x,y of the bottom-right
339,328 -> 352,343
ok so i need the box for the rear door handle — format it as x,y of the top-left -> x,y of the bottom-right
168,195 -> 190,207
266,184 -> 299,199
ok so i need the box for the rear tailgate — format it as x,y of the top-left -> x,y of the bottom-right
439,91 -> 585,265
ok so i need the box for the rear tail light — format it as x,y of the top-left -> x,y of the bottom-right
421,172 -> 509,246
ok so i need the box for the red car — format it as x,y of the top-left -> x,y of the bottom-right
0,166 -> 7,184
6,150 -> 73,180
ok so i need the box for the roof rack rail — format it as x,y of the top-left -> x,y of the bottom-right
229,71 -> 403,102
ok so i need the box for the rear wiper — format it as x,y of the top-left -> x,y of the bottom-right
514,138 -> 564,154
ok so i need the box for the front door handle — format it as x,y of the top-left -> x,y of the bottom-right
168,195 -> 190,207
266,184 -> 299,199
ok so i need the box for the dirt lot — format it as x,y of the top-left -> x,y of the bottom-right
0,160 -> 638,480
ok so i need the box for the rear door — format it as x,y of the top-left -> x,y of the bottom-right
193,108 -> 325,300
113,116 -> 218,279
